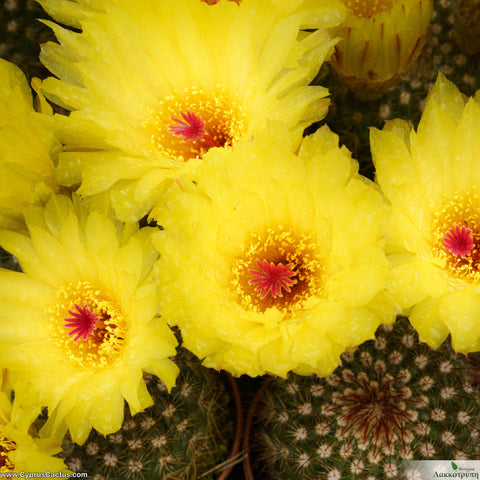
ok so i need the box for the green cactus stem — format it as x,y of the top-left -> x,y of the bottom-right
247,318 -> 480,480
60,348 -> 241,480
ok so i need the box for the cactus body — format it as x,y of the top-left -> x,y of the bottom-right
61,349 -> 235,480
250,318 -> 480,479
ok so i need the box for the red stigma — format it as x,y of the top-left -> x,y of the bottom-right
168,110 -> 222,148
248,259 -> 298,299
64,303 -> 99,341
169,110 -> 206,143
443,224 -> 474,257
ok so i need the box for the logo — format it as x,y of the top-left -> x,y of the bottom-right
401,461 -> 480,479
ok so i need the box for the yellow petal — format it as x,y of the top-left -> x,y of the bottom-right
89,387 -> 125,436
439,289 -> 480,352
410,297 -> 449,348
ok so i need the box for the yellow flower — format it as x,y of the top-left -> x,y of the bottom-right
329,0 -> 433,98
371,73 -> 480,353
152,126 -> 398,377
0,371 -> 69,473
36,0 -> 345,222
0,195 -> 178,445
203,0 -> 347,29
0,59 -> 60,231
206,0 -> 348,29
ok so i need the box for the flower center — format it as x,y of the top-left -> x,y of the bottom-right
336,371 -> 415,451
232,228 -> 324,314
169,110 -> 221,148
431,192 -> 480,282
145,85 -> 247,163
248,260 -> 298,299
442,225 -> 474,257
64,303 -> 100,341
341,0 -> 395,18
0,424 -> 16,472
50,281 -> 127,369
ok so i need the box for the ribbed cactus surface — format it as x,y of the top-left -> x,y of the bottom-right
61,348 -> 235,480
250,318 -> 480,479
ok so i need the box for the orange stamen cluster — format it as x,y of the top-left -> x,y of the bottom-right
145,85 -> 247,163
232,228 -> 324,314
50,281 -> 126,369
431,192 -> 480,282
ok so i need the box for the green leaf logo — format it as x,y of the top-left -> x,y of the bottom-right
451,462 -> 458,470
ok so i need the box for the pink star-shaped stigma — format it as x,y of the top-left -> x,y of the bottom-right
169,110 -> 206,143
64,303 -> 99,341
442,224 -> 474,257
248,259 -> 298,299
168,110 -> 222,148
